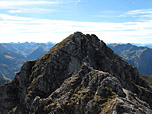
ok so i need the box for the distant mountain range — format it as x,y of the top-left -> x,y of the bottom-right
108,43 -> 152,49
2,42 -> 54,58
26,46 -> 48,60
145,44 -> 152,49
0,44 -> 24,83
108,43 -> 152,75
133,43 -> 152,49
0,42 -> 54,85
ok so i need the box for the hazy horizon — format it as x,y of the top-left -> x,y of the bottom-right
0,0 -> 152,43
1,41 -> 152,46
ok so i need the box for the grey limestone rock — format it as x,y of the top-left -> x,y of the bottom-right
0,32 -> 152,114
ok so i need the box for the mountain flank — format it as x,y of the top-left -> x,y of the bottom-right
0,44 -> 24,80
140,75 -> 152,88
108,43 -> 152,75
0,32 -> 152,114
2,42 -> 54,57
0,42 -> 54,81
26,46 -> 47,61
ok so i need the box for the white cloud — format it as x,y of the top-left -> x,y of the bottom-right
8,8 -> 55,13
120,9 -> 152,17
0,1 -> 59,7
141,15 -> 152,18
0,0 -> 80,14
0,14 -> 33,20
0,14 -> 152,43
0,0 -> 80,9
60,0 -> 81,4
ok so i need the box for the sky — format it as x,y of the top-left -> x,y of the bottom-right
0,0 -> 152,43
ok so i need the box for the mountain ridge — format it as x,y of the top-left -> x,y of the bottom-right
108,43 -> 152,75
0,42 -> 54,81
0,44 -> 25,80
0,32 -> 152,114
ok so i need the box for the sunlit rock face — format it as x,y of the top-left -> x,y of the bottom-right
0,32 -> 152,114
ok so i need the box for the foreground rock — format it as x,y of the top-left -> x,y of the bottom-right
0,32 -> 152,114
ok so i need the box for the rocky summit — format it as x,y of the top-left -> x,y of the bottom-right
0,32 -> 152,114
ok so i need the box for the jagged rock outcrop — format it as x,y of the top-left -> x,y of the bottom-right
0,32 -> 152,114
0,76 -> 8,86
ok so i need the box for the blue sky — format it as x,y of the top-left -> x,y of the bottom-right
0,0 -> 152,43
